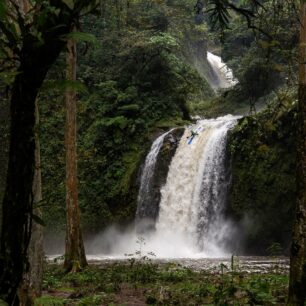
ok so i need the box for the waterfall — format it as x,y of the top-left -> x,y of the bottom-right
195,117 -> 237,252
87,116 -> 239,258
207,51 -> 238,90
136,130 -> 172,225
155,115 -> 238,256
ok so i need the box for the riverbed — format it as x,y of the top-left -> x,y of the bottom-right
48,255 -> 289,274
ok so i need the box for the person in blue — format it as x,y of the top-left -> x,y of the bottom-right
190,130 -> 198,138
187,130 -> 199,144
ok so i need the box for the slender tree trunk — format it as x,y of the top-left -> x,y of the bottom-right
63,36 -> 87,272
288,1 -> 306,305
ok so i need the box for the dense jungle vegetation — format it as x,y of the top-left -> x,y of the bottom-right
222,1 -> 299,255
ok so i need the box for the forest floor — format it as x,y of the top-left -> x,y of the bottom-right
35,258 -> 289,306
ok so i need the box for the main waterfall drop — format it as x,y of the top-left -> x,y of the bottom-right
155,116 -> 238,256
135,115 -> 239,257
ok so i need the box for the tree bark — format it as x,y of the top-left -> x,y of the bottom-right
63,36 -> 87,272
15,2 -> 44,304
288,1 -> 306,305
0,61 -> 43,306
18,102 -> 43,306
0,32 -> 68,306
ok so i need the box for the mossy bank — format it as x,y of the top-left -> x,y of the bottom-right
227,100 -> 297,255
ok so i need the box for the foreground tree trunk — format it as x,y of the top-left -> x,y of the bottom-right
16,1 -> 44,303
288,1 -> 306,305
63,36 -> 87,272
0,25 -> 72,306
0,58 -> 49,305
18,102 -> 44,306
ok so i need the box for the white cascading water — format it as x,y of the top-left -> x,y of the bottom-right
136,129 -> 172,222
207,51 -> 238,89
156,115 -> 238,257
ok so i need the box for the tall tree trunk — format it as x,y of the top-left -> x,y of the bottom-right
0,62 -> 44,306
0,36 -> 68,306
63,36 -> 87,272
16,2 -> 43,304
288,1 -> 306,305
18,102 -> 43,306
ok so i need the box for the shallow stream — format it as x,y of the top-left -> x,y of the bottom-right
47,255 -> 289,274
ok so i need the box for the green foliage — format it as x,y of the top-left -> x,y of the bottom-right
39,263 -> 289,305
221,0 -> 298,101
0,71 -> 20,85
228,90 -> 297,254
78,295 -> 104,306
189,90 -> 251,118
42,80 -> 88,94
34,295 -> 65,306
63,31 -> 97,44
267,242 -> 283,256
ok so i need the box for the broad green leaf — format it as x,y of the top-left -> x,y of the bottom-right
61,0 -> 74,10
63,32 -> 97,44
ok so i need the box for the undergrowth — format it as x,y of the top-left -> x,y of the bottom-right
36,261 -> 289,305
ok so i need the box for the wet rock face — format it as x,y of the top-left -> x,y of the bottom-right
137,128 -> 184,232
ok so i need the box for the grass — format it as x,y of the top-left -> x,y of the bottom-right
35,260 -> 289,305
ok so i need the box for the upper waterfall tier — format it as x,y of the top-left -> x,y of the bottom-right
207,52 -> 238,90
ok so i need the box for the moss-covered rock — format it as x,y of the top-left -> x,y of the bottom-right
227,102 -> 297,255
